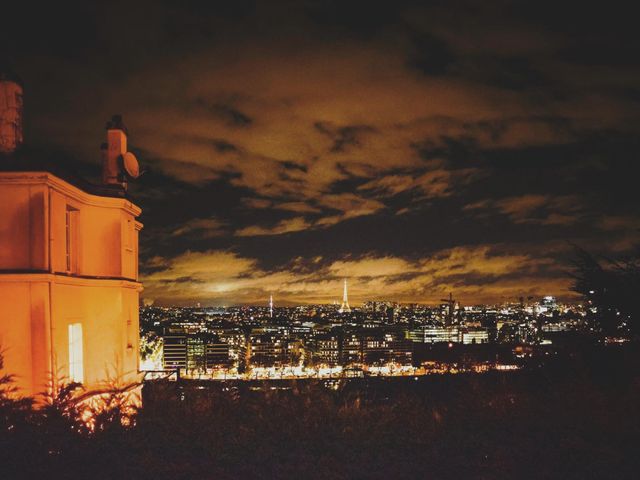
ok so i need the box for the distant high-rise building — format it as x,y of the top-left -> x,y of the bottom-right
440,292 -> 456,326
248,333 -> 288,366
461,328 -> 489,344
162,331 -> 230,372
163,335 -> 188,370
339,279 -> 351,313
408,326 -> 460,344
312,333 -> 340,365
341,332 -> 362,363
540,295 -> 557,312
362,330 -> 412,364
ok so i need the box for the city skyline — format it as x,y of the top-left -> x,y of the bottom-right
3,1 -> 639,306
145,283 -> 568,308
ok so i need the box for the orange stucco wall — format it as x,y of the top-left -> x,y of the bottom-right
0,183 -> 47,270
50,279 -> 140,387
0,172 -> 142,398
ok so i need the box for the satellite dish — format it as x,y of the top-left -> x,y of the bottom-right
121,151 -> 140,179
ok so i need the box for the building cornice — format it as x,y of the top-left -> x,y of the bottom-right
0,271 -> 143,291
0,171 -> 141,217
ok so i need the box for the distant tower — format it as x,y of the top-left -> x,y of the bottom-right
339,279 -> 351,313
440,292 -> 456,326
269,294 -> 274,318
0,73 -> 24,154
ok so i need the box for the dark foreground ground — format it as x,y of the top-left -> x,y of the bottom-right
2,343 -> 640,479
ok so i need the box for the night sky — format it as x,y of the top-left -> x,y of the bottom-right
2,1 -> 639,305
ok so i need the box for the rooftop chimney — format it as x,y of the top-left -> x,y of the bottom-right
0,73 -> 24,155
102,114 -> 128,186
102,114 -> 141,191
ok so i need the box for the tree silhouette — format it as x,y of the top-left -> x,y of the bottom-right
570,246 -> 640,337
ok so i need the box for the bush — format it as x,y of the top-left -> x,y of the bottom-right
1,348 -> 640,479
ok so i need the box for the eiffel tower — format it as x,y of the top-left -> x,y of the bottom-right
338,279 -> 351,313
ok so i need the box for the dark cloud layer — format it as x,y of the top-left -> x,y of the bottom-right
2,0 -> 639,305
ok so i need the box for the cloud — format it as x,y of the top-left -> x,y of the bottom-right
313,122 -> 377,153
235,217 -> 312,237
276,202 -> 322,214
7,0 -> 640,305
144,250 -> 256,285
196,99 -> 253,127
234,193 -> 386,236
242,197 -> 273,209
357,166 -> 480,200
317,193 -> 385,218
328,257 -> 414,278
465,194 -> 583,226
596,215 -> 640,232
592,215 -> 640,252
142,245 -> 569,306
170,217 -> 227,238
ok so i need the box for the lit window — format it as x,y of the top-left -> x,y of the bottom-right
68,323 -> 84,383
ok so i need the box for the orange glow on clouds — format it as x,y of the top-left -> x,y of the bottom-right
142,245 -> 574,306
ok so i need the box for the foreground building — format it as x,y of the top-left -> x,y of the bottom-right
0,73 -> 143,399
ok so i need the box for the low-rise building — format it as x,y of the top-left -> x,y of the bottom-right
409,326 -> 460,344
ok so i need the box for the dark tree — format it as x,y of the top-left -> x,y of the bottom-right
570,246 -> 640,337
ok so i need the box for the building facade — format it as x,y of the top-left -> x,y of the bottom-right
0,77 -> 142,399
0,171 -> 142,397
162,331 -> 231,372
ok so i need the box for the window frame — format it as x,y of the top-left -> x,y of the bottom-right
64,205 -> 79,274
